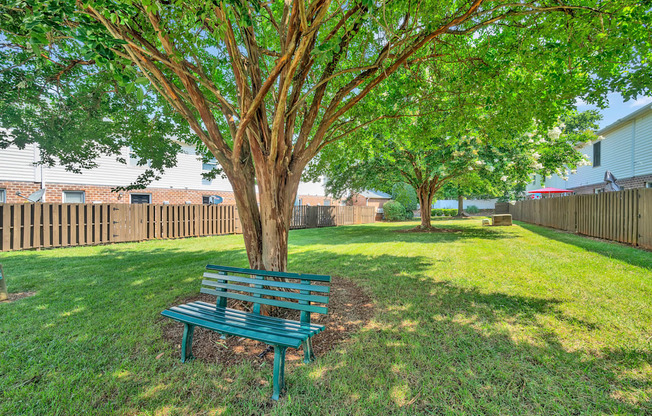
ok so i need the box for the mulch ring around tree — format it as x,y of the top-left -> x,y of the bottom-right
0,292 -> 36,303
160,277 -> 375,367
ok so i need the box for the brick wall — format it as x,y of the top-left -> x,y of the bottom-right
297,195 -> 340,206
347,194 -> 391,208
569,173 -> 652,195
0,181 -> 43,203
0,180 -> 334,206
0,181 -> 236,204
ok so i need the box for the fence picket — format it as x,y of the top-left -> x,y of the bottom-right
511,188 -> 652,250
0,203 -> 375,251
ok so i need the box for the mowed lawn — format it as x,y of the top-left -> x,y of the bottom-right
1,220 -> 651,415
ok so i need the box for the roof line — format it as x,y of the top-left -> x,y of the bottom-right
597,102 -> 652,135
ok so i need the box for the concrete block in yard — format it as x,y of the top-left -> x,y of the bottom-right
492,214 -> 512,226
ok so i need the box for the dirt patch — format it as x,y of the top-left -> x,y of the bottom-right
395,226 -> 463,233
0,292 -> 36,303
161,277 -> 374,366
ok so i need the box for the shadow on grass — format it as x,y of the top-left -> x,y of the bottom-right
518,222 -> 652,271
289,222 -> 516,246
284,252 -> 649,414
1,228 -> 650,414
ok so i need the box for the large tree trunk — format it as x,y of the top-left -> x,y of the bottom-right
456,194 -> 464,217
417,183 -> 436,229
229,149 -> 303,272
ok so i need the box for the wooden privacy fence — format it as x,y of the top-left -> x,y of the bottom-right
510,188 -> 652,249
0,204 -> 375,252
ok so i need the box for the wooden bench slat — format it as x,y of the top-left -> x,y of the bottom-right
202,280 -> 329,304
206,264 -> 331,282
188,302 -> 324,332
171,305 -> 315,340
203,272 -> 330,293
200,288 -> 328,314
161,310 -> 303,348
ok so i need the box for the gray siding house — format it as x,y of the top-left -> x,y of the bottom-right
528,103 -> 652,194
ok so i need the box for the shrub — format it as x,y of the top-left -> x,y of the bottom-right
383,200 -> 407,221
391,183 -> 418,211
466,205 -> 480,214
404,209 -> 414,220
430,208 -> 458,217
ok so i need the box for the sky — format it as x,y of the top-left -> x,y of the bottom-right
576,93 -> 652,130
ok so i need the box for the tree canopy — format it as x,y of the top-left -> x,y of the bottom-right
310,62 -> 603,228
1,0 -> 650,268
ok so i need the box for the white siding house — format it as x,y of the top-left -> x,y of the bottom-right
0,143 -> 233,192
0,141 -> 331,204
527,103 -> 652,194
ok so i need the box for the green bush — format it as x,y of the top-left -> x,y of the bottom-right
383,200 -> 407,221
405,209 -> 414,220
466,205 -> 480,214
391,183 -> 418,211
430,208 -> 458,217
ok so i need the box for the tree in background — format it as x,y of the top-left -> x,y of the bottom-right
438,109 -> 602,215
314,88 -> 602,229
2,1 -> 649,269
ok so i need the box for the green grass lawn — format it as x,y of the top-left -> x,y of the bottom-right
1,220 -> 651,415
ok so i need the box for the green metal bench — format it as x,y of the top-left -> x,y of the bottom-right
161,264 -> 331,400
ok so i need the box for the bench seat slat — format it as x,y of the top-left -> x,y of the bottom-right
206,264 -> 331,282
191,302 -> 324,331
203,272 -> 330,293
171,305 -> 317,340
202,280 -> 329,304
200,288 -> 329,314
161,310 -> 303,348
176,303 -> 323,335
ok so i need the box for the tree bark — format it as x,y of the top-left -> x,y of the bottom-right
456,194 -> 464,217
227,146 -> 304,272
417,183 -> 435,229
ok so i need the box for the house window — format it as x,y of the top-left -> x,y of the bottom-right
594,188 -> 604,194
202,160 -> 217,185
202,161 -> 217,171
646,182 -> 652,189
63,191 -> 85,203
130,194 -> 151,204
324,199 -> 331,206
0,189 -> 5,203
593,141 -> 601,167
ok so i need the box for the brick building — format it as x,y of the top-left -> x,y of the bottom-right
0,142 -> 333,205
348,190 -> 392,220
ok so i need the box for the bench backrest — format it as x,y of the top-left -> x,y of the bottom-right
201,264 -> 330,324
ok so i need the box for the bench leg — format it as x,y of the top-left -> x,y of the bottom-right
181,324 -> 195,363
302,338 -> 315,364
272,346 -> 287,401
